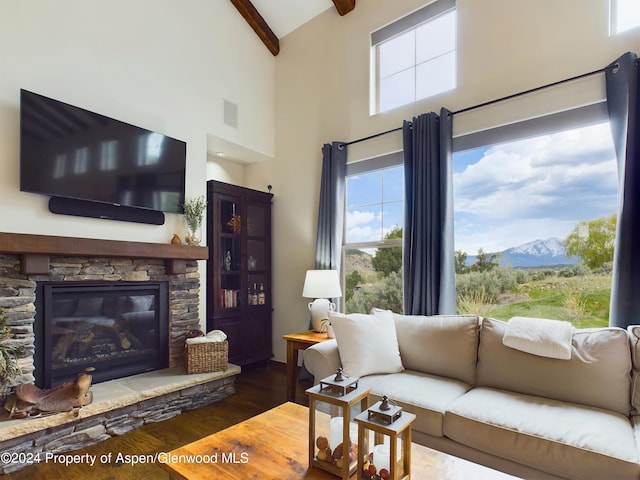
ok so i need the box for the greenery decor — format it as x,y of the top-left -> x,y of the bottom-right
0,308 -> 23,397
182,196 -> 207,245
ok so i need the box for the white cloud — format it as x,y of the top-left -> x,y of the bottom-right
453,122 -> 618,253
345,209 -> 383,243
346,209 -> 379,227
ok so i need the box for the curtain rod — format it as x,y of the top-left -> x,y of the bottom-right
451,65 -> 614,115
343,126 -> 404,146
342,63 -> 618,147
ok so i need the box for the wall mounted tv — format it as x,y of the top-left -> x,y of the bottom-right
20,89 -> 186,224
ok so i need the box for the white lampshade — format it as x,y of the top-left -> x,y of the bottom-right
302,270 -> 343,332
302,270 -> 342,299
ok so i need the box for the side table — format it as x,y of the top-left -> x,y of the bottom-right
282,329 -> 330,401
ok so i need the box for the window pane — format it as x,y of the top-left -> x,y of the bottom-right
416,51 -> 456,100
374,6 -> 457,113
380,68 -> 415,112
453,122 -> 617,328
416,10 -> 456,63
345,164 -> 404,313
379,30 -> 415,78
614,0 -> 640,33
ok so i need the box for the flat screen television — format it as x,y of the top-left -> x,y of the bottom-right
20,89 -> 186,216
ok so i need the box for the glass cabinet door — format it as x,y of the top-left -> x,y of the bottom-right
219,198 -> 242,309
247,202 -> 266,237
246,201 -> 268,308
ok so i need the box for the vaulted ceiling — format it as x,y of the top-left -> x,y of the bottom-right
229,0 -> 356,56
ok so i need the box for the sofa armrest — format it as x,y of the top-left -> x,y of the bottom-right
303,339 -> 341,384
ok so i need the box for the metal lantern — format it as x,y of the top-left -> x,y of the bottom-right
306,370 -> 370,479
355,396 -> 416,480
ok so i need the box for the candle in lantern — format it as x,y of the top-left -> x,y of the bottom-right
329,417 -> 343,448
373,444 -> 390,472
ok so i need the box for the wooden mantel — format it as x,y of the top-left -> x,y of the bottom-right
0,232 -> 208,275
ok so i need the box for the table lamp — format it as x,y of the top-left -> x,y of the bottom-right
302,270 -> 343,332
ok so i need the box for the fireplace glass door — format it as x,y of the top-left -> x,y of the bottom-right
35,281 -> 169,388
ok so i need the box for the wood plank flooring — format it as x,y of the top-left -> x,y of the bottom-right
0,362 -> 312,480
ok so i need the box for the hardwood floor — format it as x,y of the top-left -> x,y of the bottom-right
0,362 -> 312,480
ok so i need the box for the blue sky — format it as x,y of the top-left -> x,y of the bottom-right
345,166 -> 403,244
343,122 -> 618,255
453,122 -> 618,254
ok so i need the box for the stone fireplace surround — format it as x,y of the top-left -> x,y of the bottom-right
0,232 -> 239,474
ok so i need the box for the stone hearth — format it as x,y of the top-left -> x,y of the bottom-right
0,233 -> 240,474
0,366 -> 239,474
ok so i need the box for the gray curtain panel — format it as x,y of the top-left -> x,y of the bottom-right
314,142 -> 347,272
606,51 -> 640,328
402,109 -> 456,315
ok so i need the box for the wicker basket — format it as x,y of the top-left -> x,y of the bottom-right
185,340 -> 228,374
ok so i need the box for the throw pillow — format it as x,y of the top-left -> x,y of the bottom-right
328,310 -> 404,379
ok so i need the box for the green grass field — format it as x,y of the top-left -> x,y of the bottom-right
457,273 -> 611,328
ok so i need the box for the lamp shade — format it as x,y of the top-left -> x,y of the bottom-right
302,270 -> 343,299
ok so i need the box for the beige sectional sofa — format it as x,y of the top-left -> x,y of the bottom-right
303,310 -> 640,480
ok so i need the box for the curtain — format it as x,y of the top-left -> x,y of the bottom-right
314,142 -> 347,271
606,51 -> 640,328
403,109 -> 456,315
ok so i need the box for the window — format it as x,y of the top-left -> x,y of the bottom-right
452,104 -> 618,328
99,140 -> 119,171
372,0 -> 456,114
73,147 -> 89,174
343,153 -> 404,313
137,133 -> 164,166
610,0 -> 640,34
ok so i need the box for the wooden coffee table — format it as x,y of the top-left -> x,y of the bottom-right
159,402 -> 519,479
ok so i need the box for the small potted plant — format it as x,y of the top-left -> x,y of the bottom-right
182,196 -> 207,245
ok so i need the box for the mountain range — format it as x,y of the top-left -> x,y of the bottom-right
466,238 -> 578,268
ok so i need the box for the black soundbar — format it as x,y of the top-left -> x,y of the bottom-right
49,197 -> 165,225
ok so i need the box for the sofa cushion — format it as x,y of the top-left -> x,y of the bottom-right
626,326 -> 640,415
377,310 -> 479,385
478,317 -> 632,415
329,310 -> 404,379
358,370 -> 472,438
445,387 -> 640,480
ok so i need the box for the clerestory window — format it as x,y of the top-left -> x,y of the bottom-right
610,0 -> 640,35
371,0 -> 457,114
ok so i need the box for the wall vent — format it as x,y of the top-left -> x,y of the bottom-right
223,99 -> 238,128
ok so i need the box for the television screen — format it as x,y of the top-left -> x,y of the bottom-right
20,89 -> 186,214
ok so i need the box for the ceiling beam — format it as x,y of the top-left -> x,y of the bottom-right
229,0 -> 280,56
332,0 -> 356,16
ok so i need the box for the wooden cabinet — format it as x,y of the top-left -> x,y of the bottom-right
206,180 -> 273,365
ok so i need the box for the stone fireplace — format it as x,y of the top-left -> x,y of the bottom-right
0,232 -> 210,390
0,233 -> 239,474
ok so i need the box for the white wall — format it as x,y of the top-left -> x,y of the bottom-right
248,0 -> 640,363
6,1 -> 639,365
0,0 -> 275,326
206,155 -> 246,187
